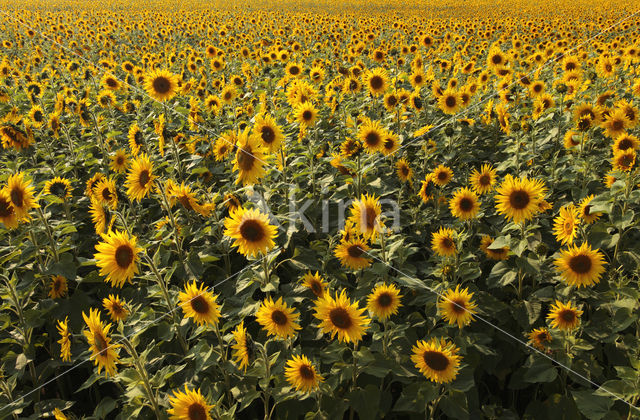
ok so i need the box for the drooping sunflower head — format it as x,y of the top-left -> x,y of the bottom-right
232,129 -> 268,186
125,153 -> 156,202
285,354 -> 324,394
301,271 -> 328,298
313,289 -> 370,344
333,237 -> 371,270
349,193 -> 384,240
56,317 -> 71,362
528,327 -> 552,351
102,294 -> 129,322
437,285 -> 477,328
3,172 -> 39,221
431,227 -> 457,257
480,235 -> 510,261
82,308 -> 120,377
256,296 -> 301,339
94,230 -> 142,288
144,69 -> 179,102
167,385 -> 214,420
547,300 -> 583,331
554,242 -> 606,288
367,283 -> 403,320
552,204 -> 580,245
231,321 -> 253,371
410,337 -> 461,383
449,187 -> 480,221
49,275 -> 68,299
223,206 -> 277,258
578,195 -> 601,224
494,175 -> 547,224
0,190 -> 18,229
396,158 -> 413,182
179,281 -> 221,326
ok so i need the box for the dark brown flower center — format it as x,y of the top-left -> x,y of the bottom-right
299,364 -> 315,380
509,190 -> 530,210
437,170 -> 448,181
329,307 -> 352,329
363,205 -> 377,229
0,197 -> 15,217
271,309 -> 288,326
187,402 -> 207,420
115,245 -> 134,268
370,75 -> 383,90
261,126 -> 275,144
568,254 -> 592,274
152,76 -> 171,94
618,138 -> 633,150
445,96 -> 456,108
491,54 -> 502,65
365,131 -> 380,146
401,166 -> 409,176
289,65 -> 300,75
191,295 -> 209,314
559,309 -> 575,323
458,197 -> 473,212
310,280 -> 323,296
347,244 -> 363,258
10,187 -> 23,207
102,188 -> 113,201
450,298 -> 466,314
302,110 -> 313,121
377,292 -> 392,308
441,237 -> 454,250
423,351 -> 449,371
479,174 -> 490,185
106,77 -> 118,88
138,170 -> 150,187
240,219 -> 265,242
94,332 -> 108,353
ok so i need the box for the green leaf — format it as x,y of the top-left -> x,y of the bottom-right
571,390 -> 614,420
524,357 -> 557,383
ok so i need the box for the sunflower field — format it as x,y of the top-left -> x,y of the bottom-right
1,0 -> 640,418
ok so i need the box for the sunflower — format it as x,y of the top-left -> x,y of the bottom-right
480,235 -> 510,260
125,153 -> 156,202
612,149 -> 636,172
301,271 -> 327,298
110,149 -> 129,173
449,187 -> 480,221
418,175 -> 434,203
85,173 -> 105,199
28,105 -> 45,127
363,68 -> 389,96
82,308 -> 120,377
144,69 -> 179,102
578,195 -> 601,224
103,295 -> 129,322
367,283 -> 402,320
57,317 -> 71,362
0,191 -> 18,229
223,206 -> 277,258
396,158 -> 413,182
101,73 -> 121,91
49,275 -> 68,299
431,227 -> 456,257
293,102 -> 318,128
358,119 -> 386,154
349,193 -> 384,240
494,175 -> 546,224
612,133 -> 640,154
89,197 -> 113,235
220,85 -> 237,105
232,128 -> 268,186
3,172 -> 39,221
256,296 -> 301,339
601,109 -> 630,138
431,165 -> 453,187
44,177 -> 72,200
528,327 -> 552,351
231,321 -> 252,371
167,385 -> 214,420
334,237 -> 371,270
438,285 -> 477,328
128,123 -> 144,156
547,300 -> 583,330
253,114 -> 284,153
94,177 -> 118,210
469,164 -> 497,194
564,131 -> 581,149
94,230 -> 142,288
552,204 -> 580,245
438,89 -> 461,114
313,290 -> 370,344
573,103 -> 601,127
411,338 -> 461,383
381,132 -> 401,156
285,355 -> 324,393
554,242 -> 606,288
179,281 -> 221,326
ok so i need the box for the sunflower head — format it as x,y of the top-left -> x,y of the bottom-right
547,300 -> 583,330
144,69 -> 179,102
313,289 -> 370,344
438,285 -> 477,328
301,272 -> 327,298
431,227 -> 457,257
285,355 -> 324,394
167,385 -> 214,420
179,281 -> 221,326
411,337 -> 461,383
255,296 -> 301,339
367,283 -> 403,320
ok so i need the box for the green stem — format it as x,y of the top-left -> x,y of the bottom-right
121,337 -> 161,419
